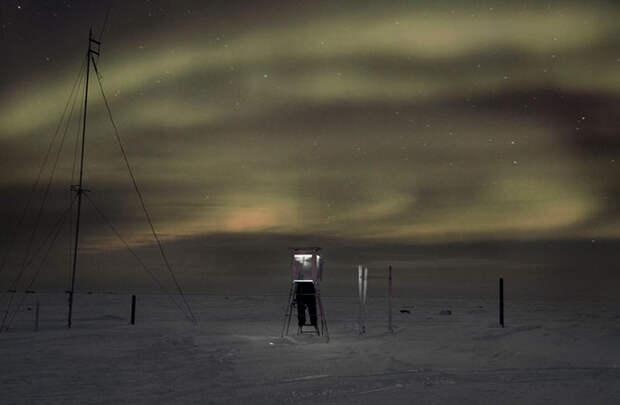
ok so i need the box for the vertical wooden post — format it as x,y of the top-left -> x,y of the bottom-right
388,265 -> 393,333
499,278 -> 504,328
131,294 -> 136,325
34,300 -> 40,332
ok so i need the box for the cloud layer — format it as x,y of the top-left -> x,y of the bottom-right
1,0 -> 619,252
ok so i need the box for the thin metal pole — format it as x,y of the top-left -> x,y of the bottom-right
130,294 -> 136,325
281,282 -> 295,337
358,265 -> 364,335
499,277 -> 504,328
388,265 -> 393,333
363,266 -> 368,333
68,29 -> 93,329
314,283 -> 328,341
357,265 -> 362,335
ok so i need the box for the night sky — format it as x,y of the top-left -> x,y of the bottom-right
1,1 -> 619,299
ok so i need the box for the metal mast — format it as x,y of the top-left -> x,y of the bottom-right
67,29 -> 100,329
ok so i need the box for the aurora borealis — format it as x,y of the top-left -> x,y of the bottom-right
1,1 -> 619,297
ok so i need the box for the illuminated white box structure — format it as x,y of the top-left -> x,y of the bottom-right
292,250 -> 323,282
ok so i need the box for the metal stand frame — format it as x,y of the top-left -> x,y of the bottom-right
281,281 -> 329,340
280,248 -> 329,342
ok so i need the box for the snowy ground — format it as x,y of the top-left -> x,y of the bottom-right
2,293 -> 620,404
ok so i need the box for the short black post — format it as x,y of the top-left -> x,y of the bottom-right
499,278 -> 504,328
130,294 -> 136,325
388,265 -> 393,333
34,300 -> 40,332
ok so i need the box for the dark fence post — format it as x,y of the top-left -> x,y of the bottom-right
131,294 -> 136,325
388,265 -> 393,333
499,278 -> 504,328
34,300 -> 40,332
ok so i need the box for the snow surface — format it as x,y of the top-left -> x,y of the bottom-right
1,293 -> 620,404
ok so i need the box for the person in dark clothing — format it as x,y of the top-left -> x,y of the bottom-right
295,282 -> 318,329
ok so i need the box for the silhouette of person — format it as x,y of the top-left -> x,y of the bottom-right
296,281 -> 318,329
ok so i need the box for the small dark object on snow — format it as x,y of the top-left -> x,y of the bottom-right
439,310 -> 452,315
400,309 -> 411,314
